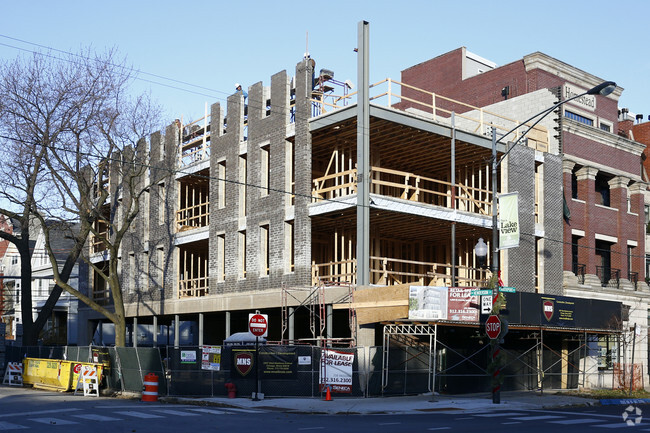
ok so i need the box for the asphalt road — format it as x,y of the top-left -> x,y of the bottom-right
1,386 -> 648,432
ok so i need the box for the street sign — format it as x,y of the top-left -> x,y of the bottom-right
248,313 -> 268,337
481,295 -> 493,314
499,286 -> 516,293
485,315 -> 501,340
470,289 -> 492,296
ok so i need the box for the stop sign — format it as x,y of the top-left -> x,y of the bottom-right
485,315 -> 501,340
248,313 -> 268,337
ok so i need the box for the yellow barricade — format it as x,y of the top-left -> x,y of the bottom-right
22,358 -> 104,392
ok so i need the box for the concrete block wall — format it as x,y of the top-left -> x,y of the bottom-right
504,145 -> 536,293
204,58 -> 314,297
542,153 -> 565,295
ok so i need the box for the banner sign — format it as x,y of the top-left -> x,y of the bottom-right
501,292 -> 621,330
409,286 -> 478,322
540,295 -> 576,327
499,192 -> 519,249
320,349 -> 354,393
201,345 -> 222,371
260,347 -> 297,379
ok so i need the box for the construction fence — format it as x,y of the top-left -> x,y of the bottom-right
2,340 -> 638,397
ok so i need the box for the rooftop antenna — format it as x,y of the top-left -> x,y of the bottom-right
304,31 -> 310,59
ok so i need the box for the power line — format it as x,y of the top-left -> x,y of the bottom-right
0,37 -> 646,266
0,35 -> 342,124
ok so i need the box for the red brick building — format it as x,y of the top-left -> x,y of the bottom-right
400,47 -> 647,293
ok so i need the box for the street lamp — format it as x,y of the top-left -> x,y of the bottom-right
478,80 -> 616,404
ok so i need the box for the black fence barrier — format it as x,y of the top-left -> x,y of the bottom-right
3,345 -> 166,395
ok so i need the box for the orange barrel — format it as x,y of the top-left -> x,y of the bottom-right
142,373 -> 159,402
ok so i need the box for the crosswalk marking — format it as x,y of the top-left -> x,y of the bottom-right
474,412 -> 525,417
593,423 -> 637,429
509,415 -> 563,421
114,411 -> 164,419
0,409 -> 81,419
221,407 -> 263,413
29,418 -> 79,425
0,421 -> 28,430
151,409 -> 200,417
548,418 -> 600,425
189,408 -> 228,415
71,414 -> 123,421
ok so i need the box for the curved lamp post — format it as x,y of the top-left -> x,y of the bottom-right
475,80 -> 616,404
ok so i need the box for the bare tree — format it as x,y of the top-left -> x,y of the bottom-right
0,49 -> 165,346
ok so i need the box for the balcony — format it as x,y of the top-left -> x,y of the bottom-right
597,266 -> 620,289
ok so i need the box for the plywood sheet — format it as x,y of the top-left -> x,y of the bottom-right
333,284 -> 410,325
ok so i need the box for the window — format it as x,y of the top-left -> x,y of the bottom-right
595,173 -> 611,207
571,167 -> 579,199
286,141 -> 295,207
285,220 -> 295,273
143,189 -> 150,243
571,235 -> 580,275
158,183 -> 166,225
157,247 -> 165,289
239,155 -> 247,217
260,224 -> 269,276
239,230 -> 246,279
597,335 -> 617,370
261,144 -> 270,197
565,110 -> 594,126
595,240 -> 612,286
129,253 -> 136,293
217,233 -> 225,282
218,160 -> 226,209
140,252 -> 149,292
11,255 -> 18,265
599,123 -> 611,132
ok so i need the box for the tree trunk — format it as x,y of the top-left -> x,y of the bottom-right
114,318 -> 126,347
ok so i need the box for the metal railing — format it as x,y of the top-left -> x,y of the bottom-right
596,266 -> 620,289
573,263 -> 586,285
628,271 -> 638,290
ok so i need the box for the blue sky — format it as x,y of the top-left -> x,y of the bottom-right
2,0 -> 648,123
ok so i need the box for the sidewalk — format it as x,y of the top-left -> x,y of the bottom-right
163,391 -> 599,415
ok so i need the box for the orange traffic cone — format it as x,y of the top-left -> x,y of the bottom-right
325,386 -> 332,401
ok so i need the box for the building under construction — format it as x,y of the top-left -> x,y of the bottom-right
78,25 -> 647,393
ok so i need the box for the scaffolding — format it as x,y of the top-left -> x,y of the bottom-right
380,321 -> 627,395
281,282 -> 356,347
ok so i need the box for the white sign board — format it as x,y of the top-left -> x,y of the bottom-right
201,345 -> 222,371
320,349 -> 354,393
481,295 -> 493,315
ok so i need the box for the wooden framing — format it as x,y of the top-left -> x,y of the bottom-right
178,240 -> 209,298
176,170 -> 210,232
